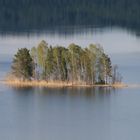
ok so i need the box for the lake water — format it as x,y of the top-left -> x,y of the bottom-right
0,27 -> 140,140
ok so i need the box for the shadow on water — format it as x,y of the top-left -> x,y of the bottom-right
11,86 -> 117,99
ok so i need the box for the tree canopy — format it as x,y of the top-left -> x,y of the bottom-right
10,40 -> 122,84
11,48 -> 33,81
12,40 -> 122,85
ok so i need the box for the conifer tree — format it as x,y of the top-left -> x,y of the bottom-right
11,48 -> 33,80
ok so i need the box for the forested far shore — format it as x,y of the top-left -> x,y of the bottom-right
1,0 -> 140,31
7,40 -> 122,86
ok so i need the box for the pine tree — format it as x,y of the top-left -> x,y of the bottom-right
11,48 -> 33,81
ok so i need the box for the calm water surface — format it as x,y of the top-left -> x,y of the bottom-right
0,27 -> 140,140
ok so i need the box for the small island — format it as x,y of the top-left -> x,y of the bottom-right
5,40 -> 126,88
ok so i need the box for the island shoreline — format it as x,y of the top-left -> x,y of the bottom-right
1,80 -> 127,88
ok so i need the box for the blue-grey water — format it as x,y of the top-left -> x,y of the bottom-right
0,27 -> 140,140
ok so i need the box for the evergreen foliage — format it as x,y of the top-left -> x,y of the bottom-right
11,48 -> 33,80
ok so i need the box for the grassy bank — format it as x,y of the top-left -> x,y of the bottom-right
2,80 -> 127,88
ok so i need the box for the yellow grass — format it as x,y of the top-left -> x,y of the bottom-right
112,83 -> 128,88
2,80 -> 127,88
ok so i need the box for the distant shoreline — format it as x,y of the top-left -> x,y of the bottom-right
1,80 -> 127,88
